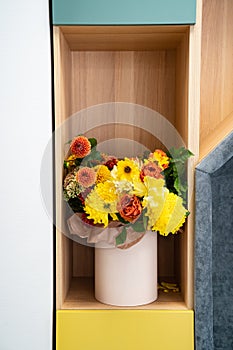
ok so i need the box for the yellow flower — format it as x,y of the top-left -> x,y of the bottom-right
66,154 -> 78,166
150,149 -> 170,170
84,183 -> 118,226
142,177 -> 168,228
95,165 -> 111,183
96,181 -> 117,202
152,193 -> 187,236
133,178 -> 147,197
67,154 -> 78,161
84,205 -> 109,227
114,180 -> 134,194
112,158 -> 140,182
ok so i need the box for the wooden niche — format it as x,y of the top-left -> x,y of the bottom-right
54,25 -> 200,311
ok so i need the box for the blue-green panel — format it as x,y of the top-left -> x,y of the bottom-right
52,0 -> 196,25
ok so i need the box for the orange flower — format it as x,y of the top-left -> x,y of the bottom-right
151,149 -> 170,169
118,194 -> 142,223
140,162 -> 164,181
70,136 -> 91,158
76,167 -> 96,188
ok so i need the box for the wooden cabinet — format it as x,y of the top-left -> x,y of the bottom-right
53,1 -> 201,349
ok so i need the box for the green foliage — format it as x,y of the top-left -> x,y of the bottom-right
116,214 -> 130,225
116,227 -> 127,246
67,197 -> 84,213
132,221 -> 145,232
163,147 -> 193,203
63,160 -> 69,169
89,137 -> 97,148
115,211 -> 147,246
81,148 -> 103,167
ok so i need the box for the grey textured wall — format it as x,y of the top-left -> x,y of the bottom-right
195,132 -> 233,350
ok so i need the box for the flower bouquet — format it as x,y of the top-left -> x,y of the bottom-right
63,135 -> 192,306
63,135 -> 192,247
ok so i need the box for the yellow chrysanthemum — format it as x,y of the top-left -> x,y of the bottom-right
95,181 -> 117,202
84,205 -> 109,227
95,165 -> 111,183
152,192 -> 187,236
112,158 -> 140,182
84,184 -> 118,227
150,149 -> 170,169
142,177 -> 168,228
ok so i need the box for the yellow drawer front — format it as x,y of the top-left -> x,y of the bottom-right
57,310 -> 194,350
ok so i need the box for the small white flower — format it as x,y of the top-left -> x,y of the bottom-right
113,180 -> 133,194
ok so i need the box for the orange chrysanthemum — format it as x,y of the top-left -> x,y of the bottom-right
70,136 -> 91,158
76,167 -> 96,188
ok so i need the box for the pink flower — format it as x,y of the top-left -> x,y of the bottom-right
140,162 -> 164,181
76,167 -> 96,188
70,136 -> 91,158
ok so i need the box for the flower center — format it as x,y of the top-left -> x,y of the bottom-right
124,166 -> 131,173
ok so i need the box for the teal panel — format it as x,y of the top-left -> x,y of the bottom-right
52,0 -> 196,25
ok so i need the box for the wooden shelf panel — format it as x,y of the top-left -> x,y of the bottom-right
60,25 -> 189,51
62,277 -> 187,310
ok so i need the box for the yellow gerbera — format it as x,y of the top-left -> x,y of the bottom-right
112,158 -> 140,182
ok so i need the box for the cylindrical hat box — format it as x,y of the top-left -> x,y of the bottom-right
95,231 -> 157,307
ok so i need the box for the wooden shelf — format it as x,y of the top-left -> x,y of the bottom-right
54,21 -> 201,311
59,25 -> 189,51
62,277 -> 187,310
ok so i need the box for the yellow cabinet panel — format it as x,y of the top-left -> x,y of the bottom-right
57,310 -> 194,350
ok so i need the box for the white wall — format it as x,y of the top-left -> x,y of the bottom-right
0,1 -> 53,349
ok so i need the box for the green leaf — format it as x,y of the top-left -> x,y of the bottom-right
116,214 -> 130,225
74,158 -> 82,166
68,197 -> 84,213
89,138 -> 97,148
174,177 -> 180,193
143,211 -> 148,230
116,227 -> 127,246
163,146 -> 193,200
132,221 -> 145,232
81,149 -> 103,166
143,150 -> 151,159
64,160 -> 69,169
